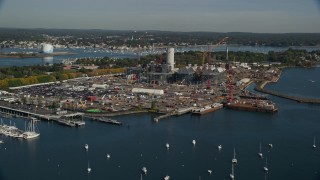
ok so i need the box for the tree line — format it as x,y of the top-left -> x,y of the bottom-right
1,28 -> 320,48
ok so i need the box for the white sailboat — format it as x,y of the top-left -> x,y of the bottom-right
218,144 -> 222,151
85,144 -> 89,151
258,142 -> 263,158
23,119 -> 40,139
263,158 -> 269,173
232,148 -> 237,164
313,137 -> 316,148
207,169 -> 212,175
142,166 -> 147,174
192,139 -> 196,146
164,175 -> 170,180
230,163 -> 235,179
87,162 -> 91,173
166,143 -> 170,149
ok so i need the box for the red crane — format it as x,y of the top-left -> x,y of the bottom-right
226,46 -> 233,102
205,37 -> 229,89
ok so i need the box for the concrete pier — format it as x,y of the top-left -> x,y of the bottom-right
154,107 -> 194,122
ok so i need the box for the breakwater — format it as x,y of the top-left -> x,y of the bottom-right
255,82 -> 320,104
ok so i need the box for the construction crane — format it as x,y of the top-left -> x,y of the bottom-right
204,37 -> 229,89
226,46 -> 233,102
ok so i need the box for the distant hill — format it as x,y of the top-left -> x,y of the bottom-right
0,28 -> 320,47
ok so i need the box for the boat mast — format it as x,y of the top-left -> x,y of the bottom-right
231,163 -> 234,177
260,142 -> 262,153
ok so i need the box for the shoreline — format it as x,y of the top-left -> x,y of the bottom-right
0,51 -> 77,59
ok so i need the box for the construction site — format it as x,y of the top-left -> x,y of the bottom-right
0,37 -> 281,125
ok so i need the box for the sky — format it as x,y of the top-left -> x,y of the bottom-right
0,0 -> 320,33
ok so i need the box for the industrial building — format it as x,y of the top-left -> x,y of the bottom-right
147,47 -> 176,84
132,88 -> 164,95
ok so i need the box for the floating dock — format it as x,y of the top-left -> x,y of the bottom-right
91,117 -> 122,125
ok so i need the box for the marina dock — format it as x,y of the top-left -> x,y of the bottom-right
0,105 -> 85,127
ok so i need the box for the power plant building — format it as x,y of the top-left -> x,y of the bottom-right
148,47 -> 176,84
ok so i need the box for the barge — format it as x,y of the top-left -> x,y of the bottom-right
225,99 -> 278,113
192,103 -> 223,115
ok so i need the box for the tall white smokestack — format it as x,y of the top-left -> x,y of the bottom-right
226,46 -> 229,61
167,47 -> 175,72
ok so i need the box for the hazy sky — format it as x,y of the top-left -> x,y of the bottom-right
0,0 -> 320,33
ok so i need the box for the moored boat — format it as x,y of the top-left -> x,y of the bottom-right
225,99 -> 277,113
192,103 -> 223,115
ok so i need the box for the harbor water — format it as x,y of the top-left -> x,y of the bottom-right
0,68 -> 320,180
1,46 -> 320,67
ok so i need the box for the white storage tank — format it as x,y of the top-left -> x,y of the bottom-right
40,43 -> 54,54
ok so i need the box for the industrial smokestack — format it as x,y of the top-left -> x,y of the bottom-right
226,46 -> 229,61
167,47 -> 175,72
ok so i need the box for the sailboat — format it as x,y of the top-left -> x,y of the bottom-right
87,162 -> 91,173
232,148 -> 237,164
313,137 -> 316,148
258,142 -> 263,158
164,175 -> 170,180
263,158 -> 269,173
230,163 -> 235,179
166,143 -> 170,149
23,119 -> 40,139
141,166 -> 147,174
192,139 -> 196,146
